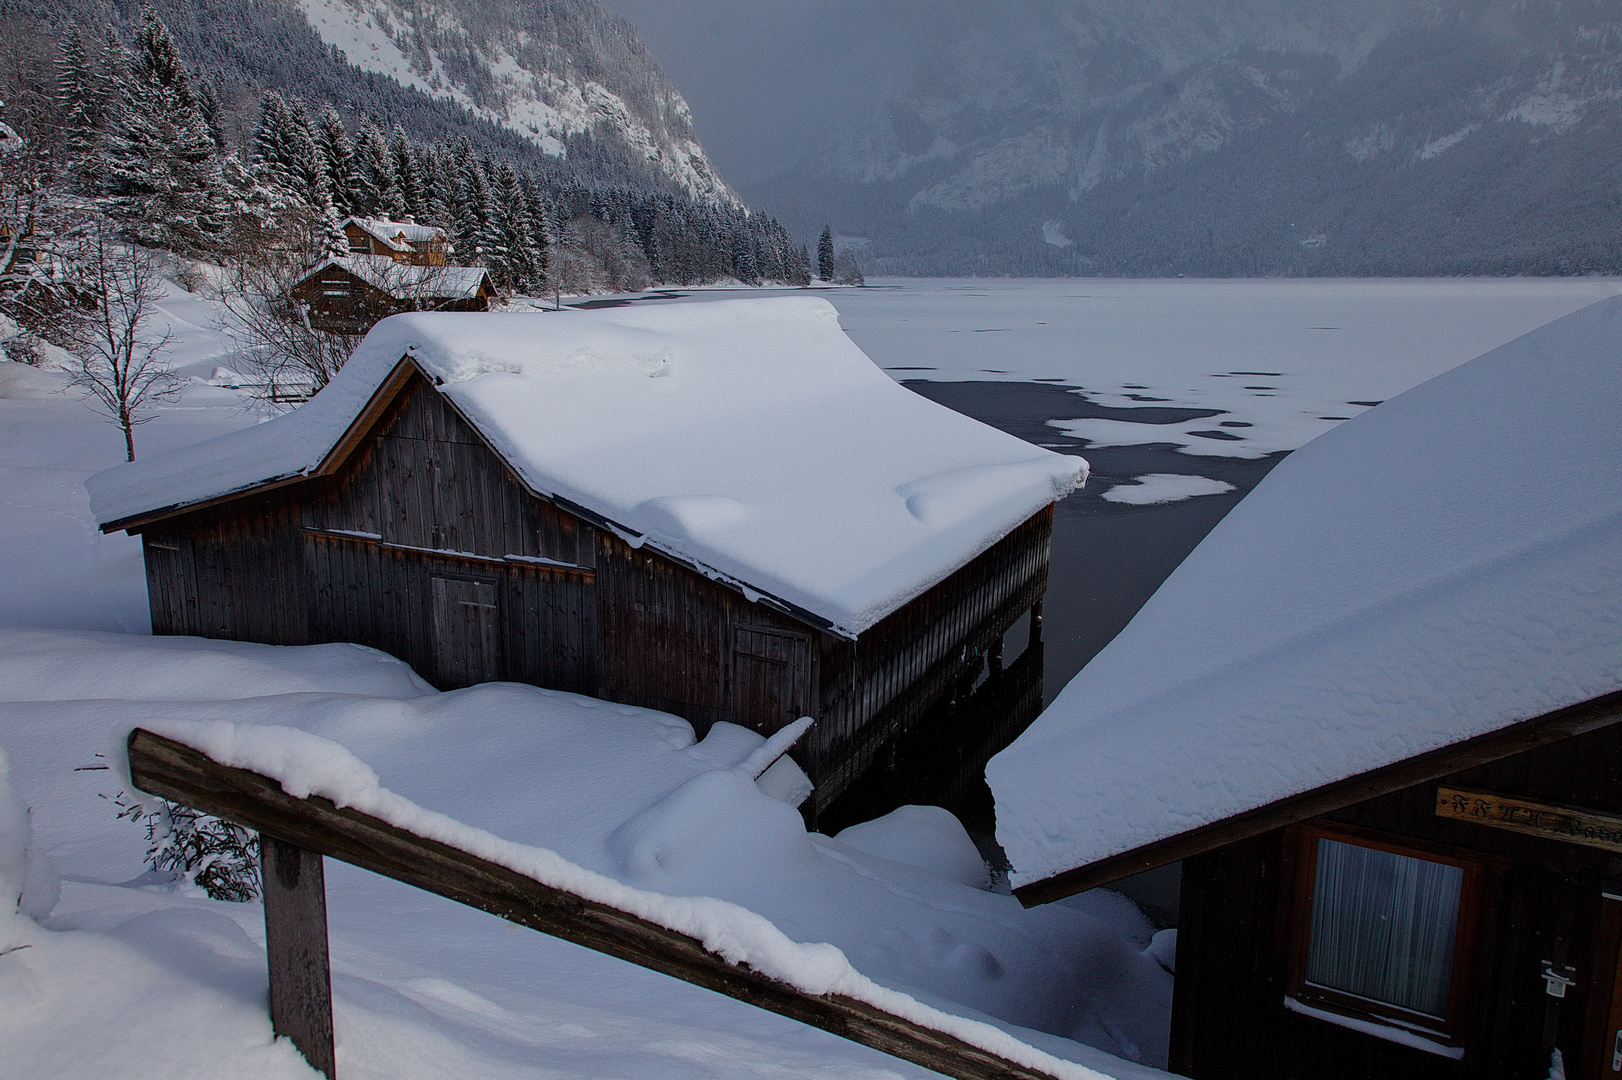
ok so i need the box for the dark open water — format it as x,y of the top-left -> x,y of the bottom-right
819,381 -> 1286,918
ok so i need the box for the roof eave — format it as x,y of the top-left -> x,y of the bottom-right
1010,685 -> 1622,908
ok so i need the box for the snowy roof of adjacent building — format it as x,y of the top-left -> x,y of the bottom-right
88,297 -> 1085,636
342,216 -> 447,250
988,296 -> 1622,892
297,257 -> 490,300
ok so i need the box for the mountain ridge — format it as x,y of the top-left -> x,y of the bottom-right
735,0 -> 1622,275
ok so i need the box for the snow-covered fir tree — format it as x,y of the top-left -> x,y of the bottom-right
96,9 -> 229,252
55,24 -> 99,169
817,225 -> 835,282
390,126 -> 424,221
354,117 -> 400,219
314,107 -> 358,217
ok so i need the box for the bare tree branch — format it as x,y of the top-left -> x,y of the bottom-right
62,235 -> 179,461
212,211 -> 362,408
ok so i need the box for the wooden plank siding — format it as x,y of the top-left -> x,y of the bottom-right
1170,716 -> 1622,1080
809,506 -> 1053,806
133,367 -> 1057,813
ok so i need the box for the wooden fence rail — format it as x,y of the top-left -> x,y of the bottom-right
126,728 -> 1064,1080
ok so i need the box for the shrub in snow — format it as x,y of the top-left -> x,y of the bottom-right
109,791 -> 260,902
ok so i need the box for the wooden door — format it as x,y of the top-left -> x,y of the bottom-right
432,574 -> 499,688
143,534 -> 200,635
731,625 -> 811,734
1583,893 -> 1622,1080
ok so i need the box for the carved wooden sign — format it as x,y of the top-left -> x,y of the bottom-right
1436,786 -> 1622,853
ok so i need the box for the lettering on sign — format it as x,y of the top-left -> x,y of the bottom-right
1436,786 -> 1622,854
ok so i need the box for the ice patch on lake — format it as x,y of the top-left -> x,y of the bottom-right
1101,475 -> 1236,505
817,278 -> 1622,460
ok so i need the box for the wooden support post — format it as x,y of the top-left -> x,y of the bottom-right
261,835 -> 336,1079
1029,600 -> 1043,646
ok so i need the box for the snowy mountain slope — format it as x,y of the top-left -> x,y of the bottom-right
296,0 -> 738,205
733,0 -> 1622,274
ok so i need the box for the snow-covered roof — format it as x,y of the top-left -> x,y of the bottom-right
341,215 -> 447,250
988,296 -> 1622,891
298,256 -> 490,300
88,297 -> 1085,636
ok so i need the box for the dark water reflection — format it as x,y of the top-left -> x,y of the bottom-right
820,382 -> 1287,909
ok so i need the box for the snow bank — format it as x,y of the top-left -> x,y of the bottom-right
834,805 -> 990,889
131,715 -> 1118,1080
88,298 -> 1085,635
0,746 -> 59,921
2,629 -> 1169,1075
990,295 -> 1622,889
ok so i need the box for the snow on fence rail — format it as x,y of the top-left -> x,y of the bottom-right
125,726 -> 1106,1080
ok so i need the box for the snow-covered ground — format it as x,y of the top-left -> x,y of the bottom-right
1,630 -> 1172,1079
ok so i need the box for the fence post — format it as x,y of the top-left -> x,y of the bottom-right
261,835 -> 336,1078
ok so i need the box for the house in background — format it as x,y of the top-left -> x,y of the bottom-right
988,298 -> 1622,1079
340,216 -> 450,265
287,257 -> 493,332
89,298 -> 1085,817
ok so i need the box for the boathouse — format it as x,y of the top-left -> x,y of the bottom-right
90,297 -> 1084,815
987,298 -> 1622,1079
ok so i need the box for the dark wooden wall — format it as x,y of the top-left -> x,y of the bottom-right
138,367 -> 1054,813
1171,720 -> 1622,1080
810,507 -> 1052,803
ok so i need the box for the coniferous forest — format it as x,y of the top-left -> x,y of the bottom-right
1,3 -> 812,340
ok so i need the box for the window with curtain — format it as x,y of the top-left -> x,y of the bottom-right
1287,823 -> 1493,1041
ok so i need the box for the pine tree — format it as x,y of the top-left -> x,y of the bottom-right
193,77 -> 225,153
314,107 -> 358,216
817,224 -> 835,282
318,196 -> 348,259
519,171 -> 551,292
97,9 -> 229,251
417,143 -> 451,228
451,138 -> 493,262
354,117 -> 400,218
56,24 -> 99,169
732,231 -> 760,285
390,125 -> 423,220
491,163 -> 545,292
250,91 -> 298,190
286,100 -> 329,210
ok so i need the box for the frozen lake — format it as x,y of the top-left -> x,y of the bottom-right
602,276 -> 1621,702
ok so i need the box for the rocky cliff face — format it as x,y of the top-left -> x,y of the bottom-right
749,0 -> 1622,274
296,0 -> 737,204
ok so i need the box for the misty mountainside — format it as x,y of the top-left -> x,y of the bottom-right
292,0 -> 737,205
746,0 -> 1622,276
10,0 -> 735,204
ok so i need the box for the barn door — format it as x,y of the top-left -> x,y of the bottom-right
431,574 -> 500,688
1585,892 -> 1622,1080
731,625 -> 811,734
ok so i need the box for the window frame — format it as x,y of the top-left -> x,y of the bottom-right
1284,820 -> 1503,1046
